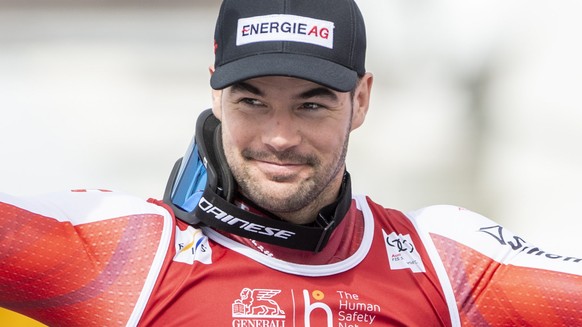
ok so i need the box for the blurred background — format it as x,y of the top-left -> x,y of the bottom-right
1,0 -> 581,325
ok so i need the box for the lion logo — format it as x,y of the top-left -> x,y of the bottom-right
232,288 -> 285,317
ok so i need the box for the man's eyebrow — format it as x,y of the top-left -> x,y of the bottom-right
230,82 -> 263,96
297,87 -> 339,102
230,81 -> 339,102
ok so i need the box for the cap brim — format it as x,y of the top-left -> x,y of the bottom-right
210,53 -> 358,92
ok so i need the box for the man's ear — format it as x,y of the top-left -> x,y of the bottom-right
211,88 -> 223,120
209,65 -> 223,120
350,72 -> 373,131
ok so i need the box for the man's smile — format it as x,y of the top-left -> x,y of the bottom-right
253,159 -> 308,180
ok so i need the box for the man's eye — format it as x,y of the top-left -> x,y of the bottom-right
301,103 -> 323,110
241,98 -> 264,106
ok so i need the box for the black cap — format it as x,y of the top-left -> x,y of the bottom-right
210,0 -> 367,92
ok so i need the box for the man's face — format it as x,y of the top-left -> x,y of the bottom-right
212,75 -> 371,223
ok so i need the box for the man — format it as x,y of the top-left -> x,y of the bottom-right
1,0 -> 581,326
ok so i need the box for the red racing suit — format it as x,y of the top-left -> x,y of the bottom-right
1,189 -> 581,326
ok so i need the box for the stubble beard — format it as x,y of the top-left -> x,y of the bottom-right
226,132 -> 350,216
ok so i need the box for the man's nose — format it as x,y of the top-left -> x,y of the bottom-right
261,110 -> 302,152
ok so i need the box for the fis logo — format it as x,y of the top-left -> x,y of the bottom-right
173,225 -> 212,265
237,14 -> 335,48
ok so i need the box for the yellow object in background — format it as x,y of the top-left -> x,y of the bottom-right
0,308 -> 46,326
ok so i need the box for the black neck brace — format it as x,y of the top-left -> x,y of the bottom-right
195,172 -> 352,252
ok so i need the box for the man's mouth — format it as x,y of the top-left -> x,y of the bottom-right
253,159 -> 306,179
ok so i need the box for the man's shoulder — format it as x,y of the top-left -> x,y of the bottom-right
361,197 -> 478,223
0,189 -> 172,225
0,190 -> 175,326
362,197 -> 493,237
406,204 -> 493,230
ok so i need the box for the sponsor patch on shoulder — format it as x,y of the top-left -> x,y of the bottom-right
173,225 -> 212,265
382,230 -> 426,273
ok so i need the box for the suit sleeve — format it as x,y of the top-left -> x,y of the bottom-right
409,205 -> 582,327
0,190 -> 173,327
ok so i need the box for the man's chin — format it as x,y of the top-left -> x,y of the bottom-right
244,185 -> 307,213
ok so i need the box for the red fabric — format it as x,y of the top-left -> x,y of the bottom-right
432,233 -> 582,326
0,201 -> 164,327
